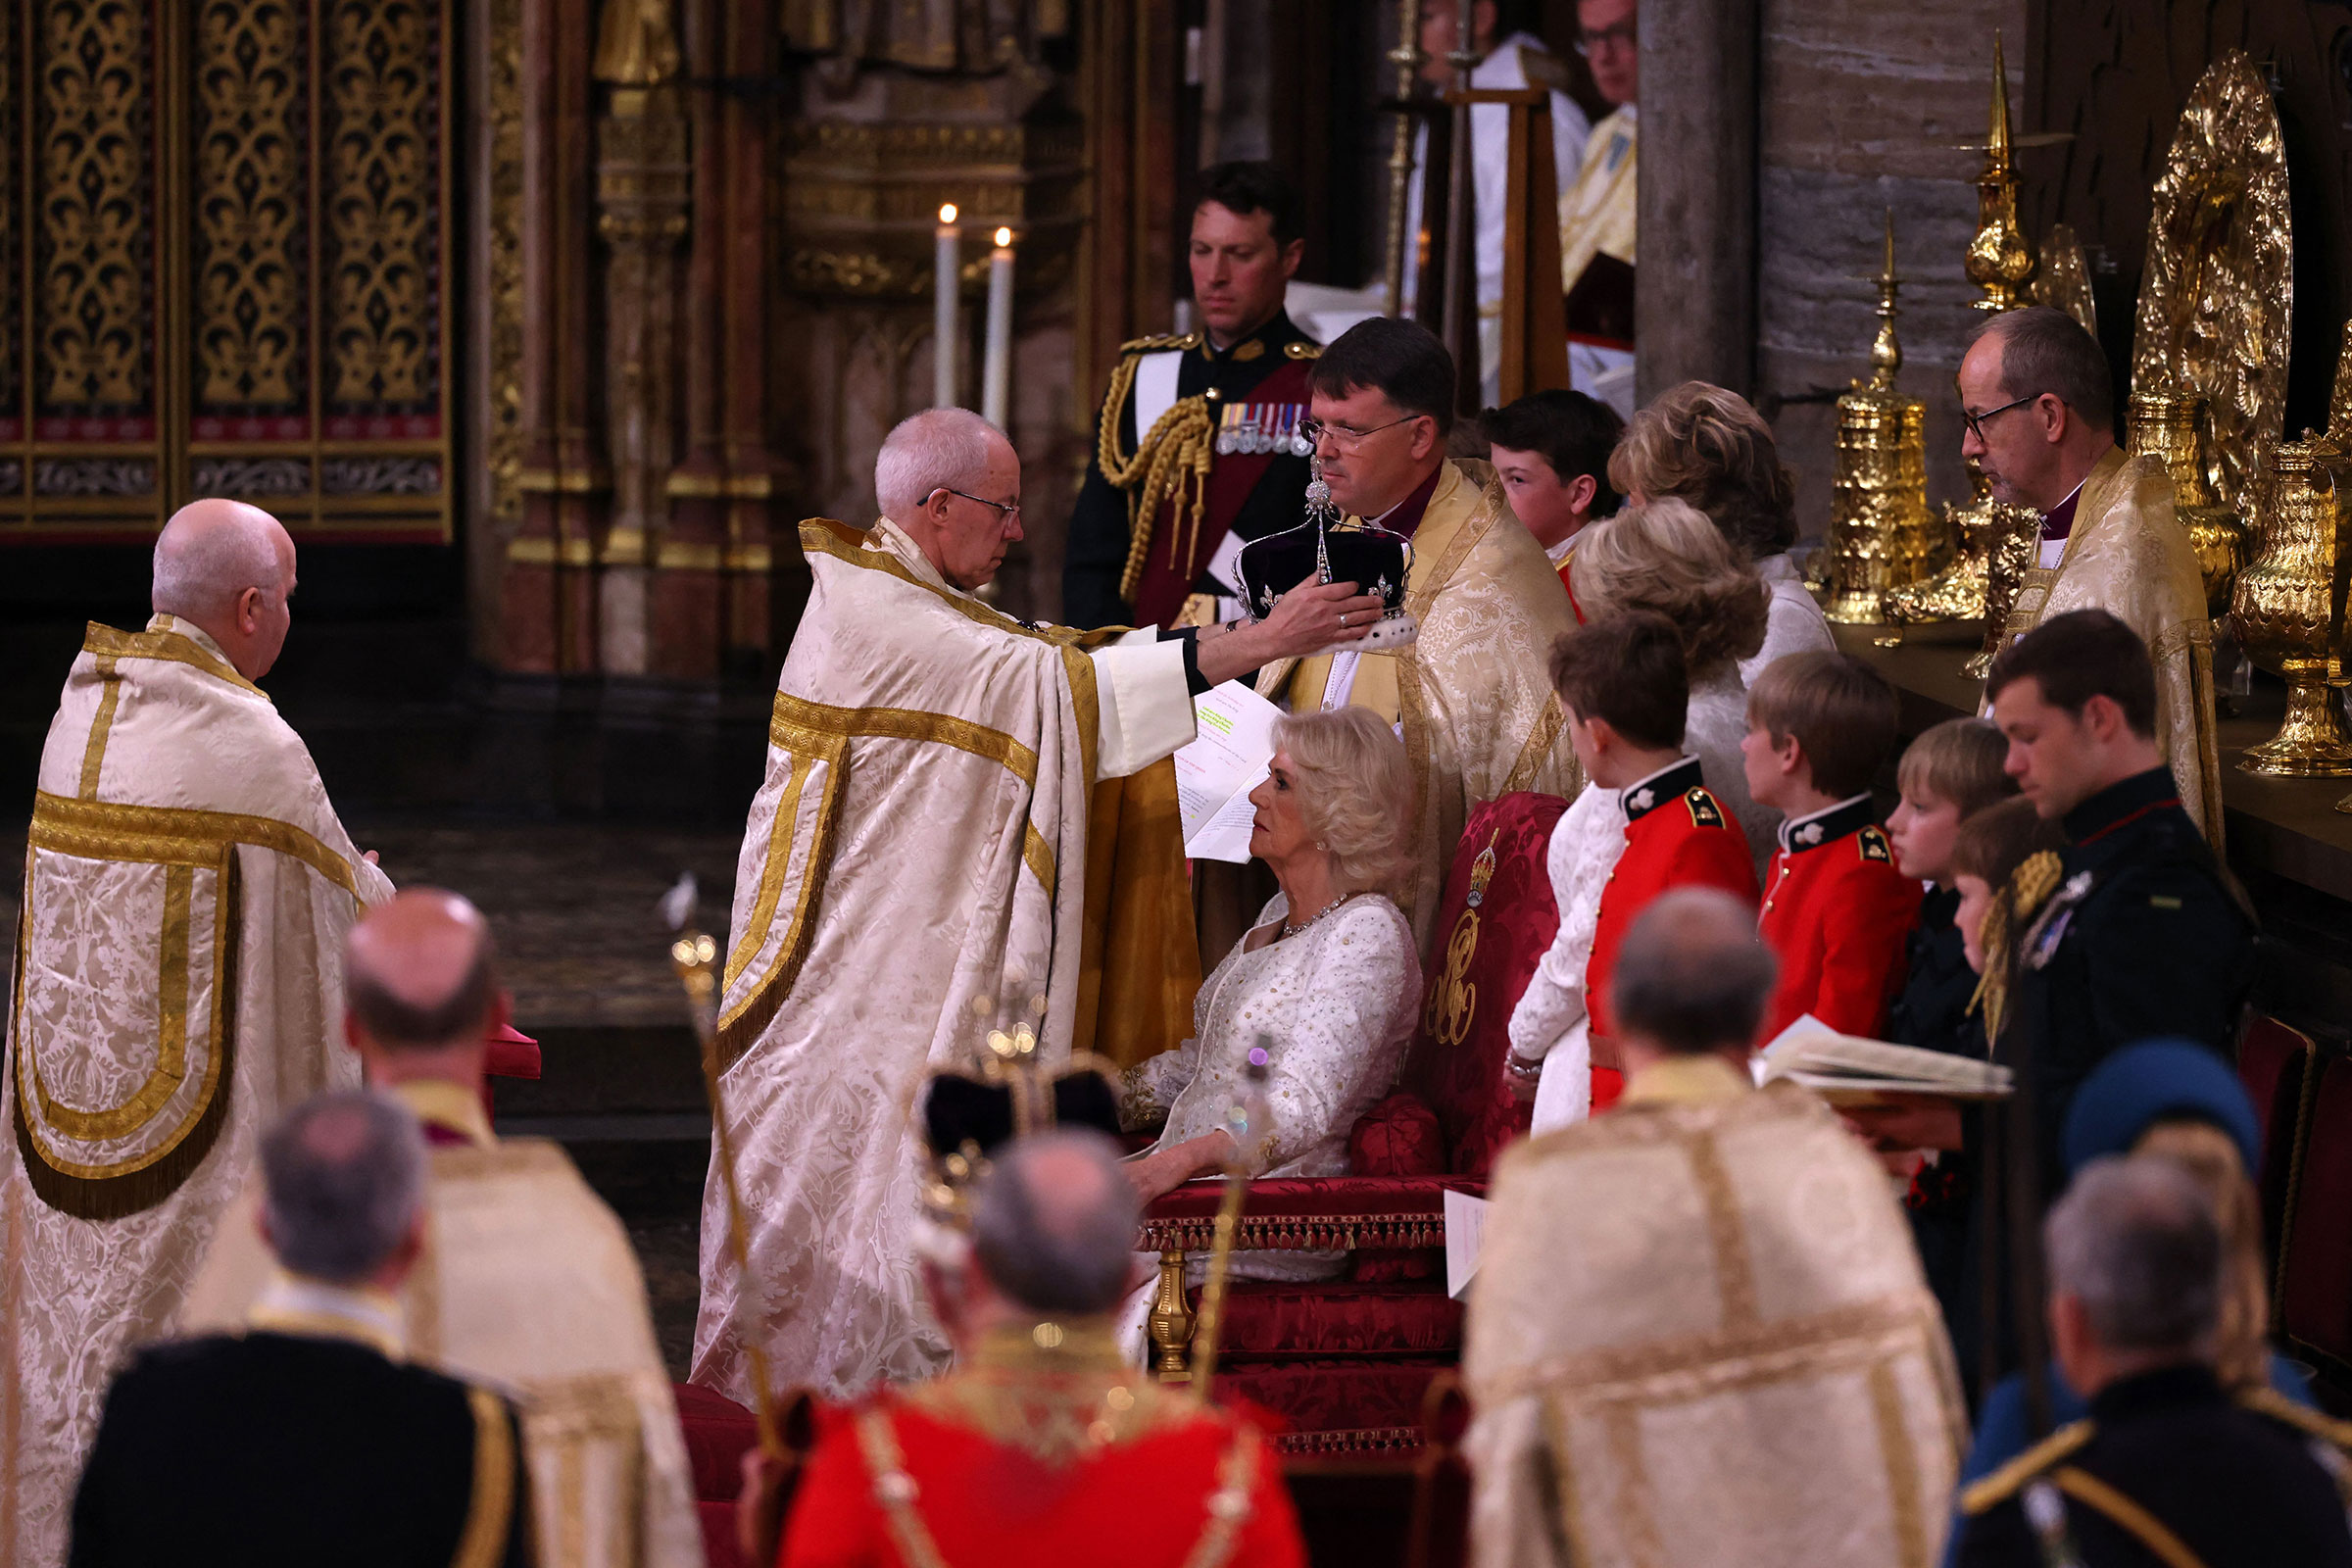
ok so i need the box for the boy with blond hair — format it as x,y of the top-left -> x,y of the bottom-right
1886,717 -> 2019,1059
1741,651 -> 1921,1040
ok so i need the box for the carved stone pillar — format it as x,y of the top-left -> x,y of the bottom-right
594,16 -> 690,674
506,0 -> 610,672
662,0 -> 789,679
1634,0 -> 1758,401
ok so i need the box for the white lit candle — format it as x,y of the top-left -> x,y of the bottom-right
933,204 -> 960,409
981,227 -> 1015,429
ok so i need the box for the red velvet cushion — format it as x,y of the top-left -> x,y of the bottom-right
2239,1014 -> 2310,1178
1401,793 -> 1568,1178
674,1381 -> 760,1501
1210,1359 -> 1450,1446
699,1500 -> 747,1568
2282,1054 -> 2352,1362
485,1022 -> 542,1081
1348,1093 -> 1446,1177
1192,1279 -> 1463,1360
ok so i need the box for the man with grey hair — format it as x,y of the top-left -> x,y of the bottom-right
1955,1155 -> 2352,1567
69,1092 -> 528,1567
1957,305 -> 2219,843
701,406 -> 1381,1402
1466,888 -> 1964,1568
756,1131 -> 1305,1568
4,499 -> 392,1565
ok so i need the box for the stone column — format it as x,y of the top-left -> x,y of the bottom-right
717,0 -> 790,668
593,0 -> 691,676
1635,0 -> 1758,402
505,0 -> 610,672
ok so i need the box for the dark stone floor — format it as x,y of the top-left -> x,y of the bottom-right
3,816 -> 739,1378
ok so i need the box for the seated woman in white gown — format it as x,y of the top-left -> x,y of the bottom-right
1115,708 -> 1423,1330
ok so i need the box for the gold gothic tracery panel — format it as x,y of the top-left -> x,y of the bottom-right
0,0 -> 454,543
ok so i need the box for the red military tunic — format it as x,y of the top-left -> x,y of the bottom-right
1588,758 -> 1761,1109
777,1321 -> 1303,1568
1757,795 -> 1924,1042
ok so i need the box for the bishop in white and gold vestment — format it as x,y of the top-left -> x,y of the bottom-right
692,513 -> 1205,1403
2000,445 -> 2224,846
181,1078 -> 705,1568
1262,459 -> 1581,952
1464,1056 -> 1965,1568
2,613 -> 392,1567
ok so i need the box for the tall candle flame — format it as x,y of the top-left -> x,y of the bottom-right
938,203 -> 957,224
993,226 -> 1013,248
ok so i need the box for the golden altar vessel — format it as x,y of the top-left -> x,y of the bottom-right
2232,435 -> 2352,776
2127,393 -> 2247,616
2132,51 -> 2291,524
1824,213 -> 1948,623
1964,34 -> 2034,312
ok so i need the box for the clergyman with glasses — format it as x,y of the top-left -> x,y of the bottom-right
1256,318 -> 1581,953
1955,305 -> 2221,844
1560,0 -> 1639,417
693,407 -> 1381,1406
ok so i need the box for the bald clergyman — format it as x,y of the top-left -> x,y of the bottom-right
1,500 -> 393,1568
182,890 -> 703,1568
696,408 -> 1378,1403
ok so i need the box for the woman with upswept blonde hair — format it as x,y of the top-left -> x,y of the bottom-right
1570,497 -> 1780,866
1609,380 -> 1834,685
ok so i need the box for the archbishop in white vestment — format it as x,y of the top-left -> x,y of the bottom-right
1,503 -> 391,1568
694,411 -> 1374,1403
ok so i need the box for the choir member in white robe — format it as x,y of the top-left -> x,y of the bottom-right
693,410 -> 1382,1403
1,501 -> 393,1568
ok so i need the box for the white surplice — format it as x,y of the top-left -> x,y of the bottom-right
1506,784 -> 1626,1133
692,517 -> 1198,1404
2,614 -> 392,1568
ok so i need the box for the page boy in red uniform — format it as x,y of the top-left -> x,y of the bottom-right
1742,650 -> 1923,1041
1509,612 -> 1758,1123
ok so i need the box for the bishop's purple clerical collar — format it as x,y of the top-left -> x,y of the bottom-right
2040,477 -> 2087,543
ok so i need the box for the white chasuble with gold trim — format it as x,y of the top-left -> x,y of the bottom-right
1463,1077 -> 1965,1568
2,614 -> 391,1568
691,518 -> 1194,1403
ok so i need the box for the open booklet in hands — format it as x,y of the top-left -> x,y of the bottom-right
1756,1013 -> 2014,1105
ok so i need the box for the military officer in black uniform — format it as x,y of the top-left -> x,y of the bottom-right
1955,1155 -> 2352,1568
1984,609 -> 2255,1190
1062,161 -> 1323,631
71,1092 -> 529,1568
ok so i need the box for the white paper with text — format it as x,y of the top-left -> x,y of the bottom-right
1175,681 -> 1284,861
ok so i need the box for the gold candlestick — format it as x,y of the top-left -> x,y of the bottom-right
1825,212 -> 1946,623
2126,391 -> 2246,617
1964,33 -> 2036,314
2235,434 -> 2352,776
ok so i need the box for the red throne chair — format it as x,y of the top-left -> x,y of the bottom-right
1138,791 -> 1568,1453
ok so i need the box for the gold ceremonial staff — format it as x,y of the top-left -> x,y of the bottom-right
662,873 -> 790,1459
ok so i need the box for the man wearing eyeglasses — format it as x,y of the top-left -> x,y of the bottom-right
1253,318 -> 1582,952
1957,305 -> 2221,845
1559,0 -> 1639,419
697,407 -> 1381,1404
1062,161 -> 1327,634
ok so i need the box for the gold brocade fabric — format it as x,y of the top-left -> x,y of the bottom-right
1559,105 -> 1637,294
2,615 -> 393,1568
1463,1080 -> 1965,1568
1269,462 -> 1583,953
1999,448 -> 2226,848
182,1127 -> 705,1568
1075,763 -> 1201,1070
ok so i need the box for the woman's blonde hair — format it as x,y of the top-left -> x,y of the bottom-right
1607,380 -> 1798,559
1273,707 -> 1415,896
1568,497 -> 1770,674
2134,1118 -> 2270,1391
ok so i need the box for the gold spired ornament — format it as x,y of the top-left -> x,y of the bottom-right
2232,435 -> 2352,776
1964,34 -> 2035,313
2028,222 -> 2098,337
1883,474 -> 2039,677
1825,212 -> 1947,623
2126,393 -> 2246,616
2132,51 -> 2292,523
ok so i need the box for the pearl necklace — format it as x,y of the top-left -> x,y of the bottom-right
1280,891 -> 1361,940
